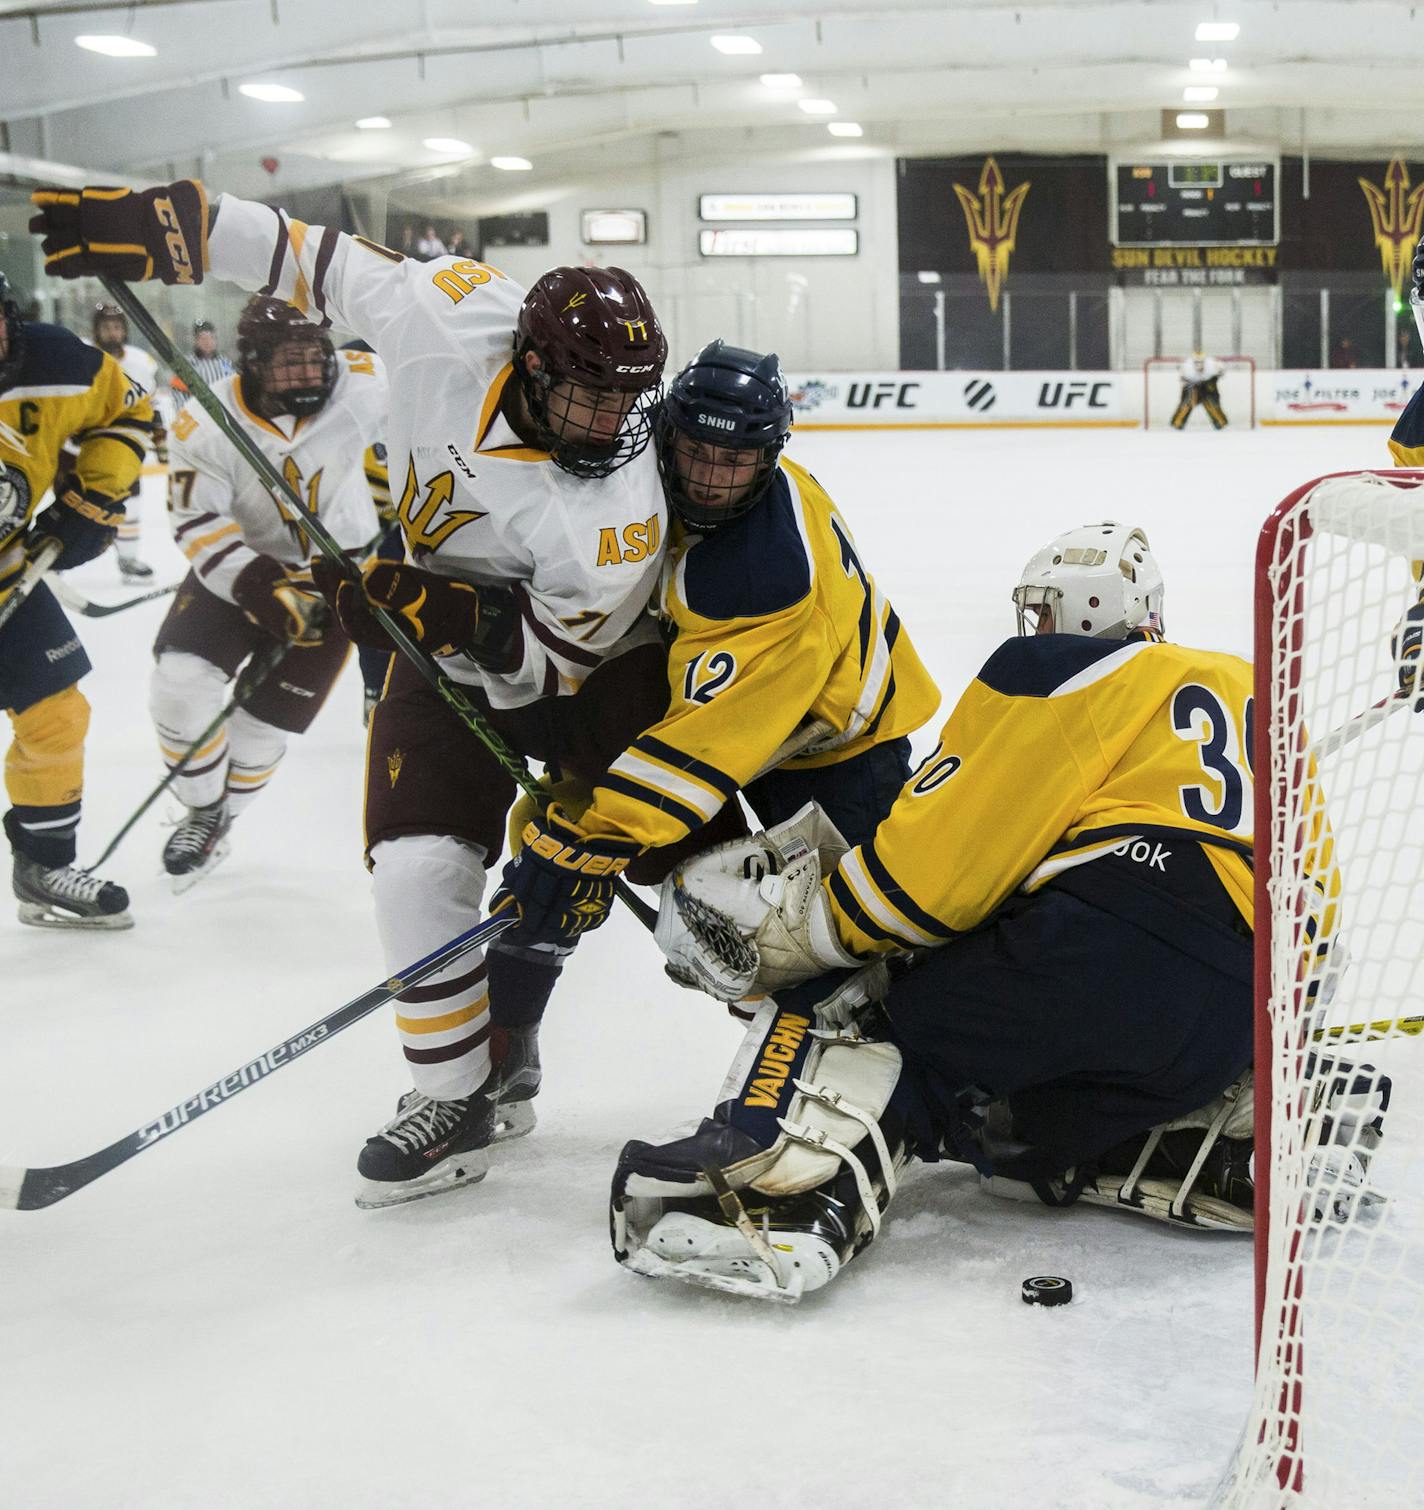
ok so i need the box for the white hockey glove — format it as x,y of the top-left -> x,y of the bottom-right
654,802 -> 861,1001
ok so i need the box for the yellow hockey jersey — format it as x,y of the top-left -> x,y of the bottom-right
0,322 -> 155,596
825,633 -> 1262,957
580,457 -> 939,850
1388,383 -> 1424,467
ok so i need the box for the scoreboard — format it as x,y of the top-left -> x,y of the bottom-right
1113,161 -> 1278,247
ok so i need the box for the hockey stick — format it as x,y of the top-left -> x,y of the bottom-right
99,278 -> 656,932
0,912 -> 515,1211
0,539 -> 62,633
1313,689 -> 1412,760
48,574 -> 178,618
84,638 -> 285,872
1311,1013 -> 1424,1046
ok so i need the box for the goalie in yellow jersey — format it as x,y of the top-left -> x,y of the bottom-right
611,524 -> 1378,1303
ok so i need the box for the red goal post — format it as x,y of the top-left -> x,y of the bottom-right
1212,470 -> 1424,1507
1143,355 -> 1257,429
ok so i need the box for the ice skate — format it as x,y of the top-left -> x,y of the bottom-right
13,853 -> 133,930
162,797 -> 231,892
117,553 -> 155,583
355,1084 -> 497,1209
490,1022 -> 541,1141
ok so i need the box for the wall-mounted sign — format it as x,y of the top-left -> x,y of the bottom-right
1111,160 -> 1279,247
581,209 -> 648,245
698,192 -> 857,222
699,227 -> 859,257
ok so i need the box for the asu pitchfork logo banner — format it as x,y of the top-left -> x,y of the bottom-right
1358,158 -> 1424,299
952,157 -> 1031,312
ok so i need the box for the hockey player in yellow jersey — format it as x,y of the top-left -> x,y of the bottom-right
493,342 -> 938,1102
1387,232 -> 1424,701
613,523 -> 1287,1301
0,272 -> 156,927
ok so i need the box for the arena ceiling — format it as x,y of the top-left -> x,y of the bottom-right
0,0 -> 1417,202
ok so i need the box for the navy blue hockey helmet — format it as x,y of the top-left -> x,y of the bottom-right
655,340 -> 793,531
0,272 -> 25,393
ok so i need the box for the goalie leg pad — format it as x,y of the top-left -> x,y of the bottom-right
611,998 -> 906,1302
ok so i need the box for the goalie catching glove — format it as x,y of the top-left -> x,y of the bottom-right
30,181 -> 209,285
491,803 -> 639,947
1392,597 -> 1424,711
231,556 -> 325,646
655,801 -> 864,1001
309,556 -> 518,669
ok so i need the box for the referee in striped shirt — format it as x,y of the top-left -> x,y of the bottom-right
172,320 -> 233,406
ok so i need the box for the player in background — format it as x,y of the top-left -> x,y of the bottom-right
151,296 -> 388,889
0,272 -> 155,928
616,523 -> 1321,1300
1170,351 -> 1229,430
31,180 -> 671,1207
492,342 -> 940,1118
89,302 -> 163,580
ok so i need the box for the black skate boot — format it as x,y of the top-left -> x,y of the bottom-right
13,853 -> 133,930
118,553 -> 155,583
355,1082 -> 498,1209
162,797 -> 231,892
490,1023 -> 541,1141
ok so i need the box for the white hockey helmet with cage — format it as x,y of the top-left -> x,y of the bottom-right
1012,521 -> 1165,639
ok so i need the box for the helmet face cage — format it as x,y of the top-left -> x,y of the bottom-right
1012,523 -> 1165,640
654,341 -> 792,532
514,266 -> 667,479
0,274 -> 24,392
92,302 -> 127,356
237,297 -> 336,418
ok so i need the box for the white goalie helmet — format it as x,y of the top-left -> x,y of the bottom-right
1012,521 -> 1165,639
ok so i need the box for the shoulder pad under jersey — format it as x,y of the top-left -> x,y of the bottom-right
977,633 -> 1151,698
679,469 -> 812,621
9,322 -> 105,392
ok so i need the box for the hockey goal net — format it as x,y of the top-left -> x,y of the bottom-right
1143,355 -> 1257,429
1214,470 -> 1424,1508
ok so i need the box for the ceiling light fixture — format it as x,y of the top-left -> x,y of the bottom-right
1194,21 -> 1240,41
798,98 -> 837,115
1183,85 -> 1219,101
355,116 -> 392,130
75,35 -> 156,57
491,156 -> 533,171
1176,112 -> 1211,129
239,82 -> 304,103
647,0 -> 697,6
711,35 -> 763,55
827,122 -> 863,137
423,136 -> 474,154
1189,57 -> 1228,72
760,73 -> 802,88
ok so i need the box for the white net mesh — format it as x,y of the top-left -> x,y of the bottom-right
1143,356 -> 1257,429
1215,471 -> 1424,1509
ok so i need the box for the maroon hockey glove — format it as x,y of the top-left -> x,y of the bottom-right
491,804 -> 640,946
231,556 -> 326,646
28,485 -> 126,570
310,556 -> 519,668
30,181 -> 209,286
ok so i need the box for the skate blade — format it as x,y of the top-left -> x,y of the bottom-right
624,1246 -> 805,1304
493,1099 -> 536,1142
354,1152 -> 491,1210
16,901 -> 134,931
168,837 -> 231,894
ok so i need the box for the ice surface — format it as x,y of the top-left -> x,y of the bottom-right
0,425 -> 1393,1509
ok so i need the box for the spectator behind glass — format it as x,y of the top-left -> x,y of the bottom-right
415,224 -> 447,260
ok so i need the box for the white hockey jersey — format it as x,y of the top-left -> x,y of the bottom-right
205,193 -> 667,709
1179,355 -> 1224,386
167,348 -> 387,603
116,343 -> 158,402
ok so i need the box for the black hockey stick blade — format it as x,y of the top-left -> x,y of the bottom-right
0,912 -> 515,1210
48,575 -> 179,618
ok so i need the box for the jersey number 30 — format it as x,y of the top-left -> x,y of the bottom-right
1171,683 -> 1254,835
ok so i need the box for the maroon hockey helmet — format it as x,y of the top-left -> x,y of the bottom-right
514,266 -> 667,478
236,295 -> 336,418
92,302 -> 128,356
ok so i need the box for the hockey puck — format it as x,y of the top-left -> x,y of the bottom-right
1021,1275 -> 1073,1306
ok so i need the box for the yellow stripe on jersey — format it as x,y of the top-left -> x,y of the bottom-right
579,457 -> 938,851
825,634 -> 1267,958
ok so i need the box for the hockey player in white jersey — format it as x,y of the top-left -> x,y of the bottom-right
1171,351 -> 1229,430
90,302 -> 162,579
151,295 -> 388,888
32,180 -> 671,1207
